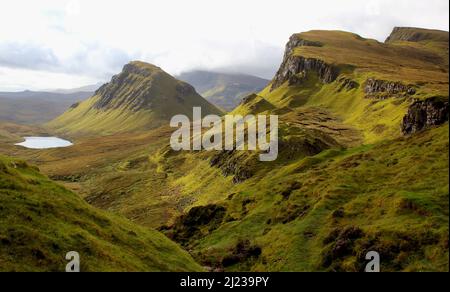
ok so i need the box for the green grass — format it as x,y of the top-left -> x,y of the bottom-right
0,154 -> 203,272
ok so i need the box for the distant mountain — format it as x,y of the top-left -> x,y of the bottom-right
0,90 -> 93,125
48,61 -> 222,135
45,82 -> 104,94
177,71 -> 269,111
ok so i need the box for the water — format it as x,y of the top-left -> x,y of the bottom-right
15,137 -> 73,149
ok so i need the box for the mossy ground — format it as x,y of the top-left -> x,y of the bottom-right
0,154 -> 203,272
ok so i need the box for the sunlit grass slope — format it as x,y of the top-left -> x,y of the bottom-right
0,155 -> 202,272
162,124 -> 449,272
48,61 -> 222,136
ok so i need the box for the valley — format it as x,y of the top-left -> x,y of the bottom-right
0,27 -> 448,272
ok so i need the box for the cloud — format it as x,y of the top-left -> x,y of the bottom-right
0,42 -> 59,71
0,0 -> 448,90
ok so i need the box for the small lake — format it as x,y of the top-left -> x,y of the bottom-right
15,137 -> 73,149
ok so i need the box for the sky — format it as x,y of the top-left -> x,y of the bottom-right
0,0 -> 448,91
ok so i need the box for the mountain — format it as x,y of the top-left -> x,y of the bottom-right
0,154 -> 202,272
48,61 -> 222,135
385,26 -> 449,43
154,27 -> 448,271
45,82 -> 104,94
233,28 -> 449,143
178,71 -> 269,111
0,91 -> 93,125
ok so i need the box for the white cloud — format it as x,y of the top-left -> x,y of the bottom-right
0,0 -> 448,91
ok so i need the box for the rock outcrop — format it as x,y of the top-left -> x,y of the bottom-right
210,150 -> 253,183
364,78 -> 416,99
271,35 -> 338,91
337,77 -> 359,91
402,97 -> 449,134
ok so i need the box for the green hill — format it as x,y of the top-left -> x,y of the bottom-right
178,71 -> 269,111
0,154 -> 202,272
48,61 -> 222,135
234,28 -> 448,143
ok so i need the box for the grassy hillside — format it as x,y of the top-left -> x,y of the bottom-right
158,124 -> 448,272
48,62 -> 222,136
0,154 -> 202,272
178,71 -> 269,111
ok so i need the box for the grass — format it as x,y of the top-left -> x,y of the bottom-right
168,124 -> 448,271
0,154 -> 203,272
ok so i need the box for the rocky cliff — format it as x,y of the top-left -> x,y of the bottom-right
364,78 -> 416,99
402,97 -> 449,134
271,35 -> 338,91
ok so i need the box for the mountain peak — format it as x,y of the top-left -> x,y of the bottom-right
49,61 -> 221,135
124,61 -> 164,75
385,27 -> 449,43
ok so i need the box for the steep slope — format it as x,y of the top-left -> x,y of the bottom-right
48,61 -> 222,135
178,71 -> 269,111
0,91 -> 93,124
160,124 -> 448,272
0,154 -> 202,272
234,28 -> 449,143
152,28 -> 448,271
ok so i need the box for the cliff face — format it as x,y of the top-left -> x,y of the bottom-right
364,78 -> 416,99
271,35 -> 338,91
402,97 -> 449,134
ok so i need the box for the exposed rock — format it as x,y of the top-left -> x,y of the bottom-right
69,102 -> 80,109
271,34 -> 338,91
337,77 -> 359,91
241,93 -> 258,105
284,35 -> 323,54
364,78 -> 416,99
210,151 -> 253,183
271,56 -> 339,91
401,97 -> 449,134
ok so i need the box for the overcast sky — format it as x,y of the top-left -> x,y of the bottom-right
0,0 -> 448,91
